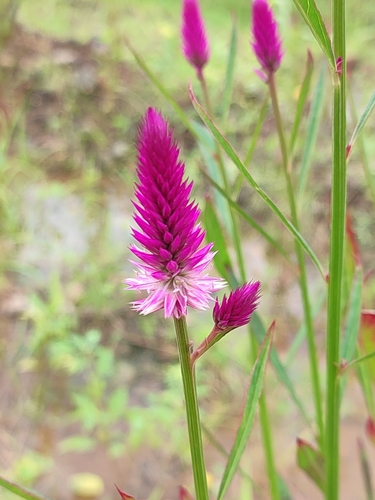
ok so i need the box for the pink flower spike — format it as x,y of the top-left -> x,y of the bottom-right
125,108 -> 226,319
251,0 -> 283,77
213,281 -> 261,332
192,282 -> 261,363
181,0 -> 210,78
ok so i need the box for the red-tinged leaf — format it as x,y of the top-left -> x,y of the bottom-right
365,417 -> 375,446
115,484 -> 135,500
296,438 -> 325,491
179,485 -> 194,500
359,310 -> 375,379
346,212 -> 361,266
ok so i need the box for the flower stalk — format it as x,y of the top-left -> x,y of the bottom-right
268,72 -> 324,446
174,316 -> 209,500
325,0 -> 347,496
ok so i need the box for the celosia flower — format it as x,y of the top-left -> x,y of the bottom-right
125,108 -> 225,319
213,281 -> 261,332
251,0 -> 283,80
192,282 -> 261,362
181,0 -> 210,78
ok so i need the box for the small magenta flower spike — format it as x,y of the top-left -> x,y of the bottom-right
213,281 -> 261,332
251,0 -> 283,81
192,282 -> 261,362
125,108 -> 225,319
181,0 -> 210,79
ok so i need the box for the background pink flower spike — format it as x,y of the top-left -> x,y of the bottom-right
181,0 -> 210,78
125,108 -> 226,319
213,281 -> 261,331
251,0 -> 283,78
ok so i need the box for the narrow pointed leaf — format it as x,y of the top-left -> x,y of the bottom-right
219,16 -> 238,124
203,198 -> 236,286
358,439 -> 374,500
296,438 -> 325,491
341,267 -> 363,362
217,322 -> 274,500
297,64 -> 326,200
290,50 -> 314,155
192,120 -> 233,235
340,267 -> 363,399
243,96 -> 269,169
348,88 -> 375,159
356,345 -> 375,417
359,311 -> 375,379
0,475 -> 51,500
202,170 -> 293,265
126,41 -> 193,134
251,312 -> 312,427
190,87 -> 325,279
290,0 -> 335,71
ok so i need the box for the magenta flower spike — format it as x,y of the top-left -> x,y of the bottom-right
181,0 -> 210,79
125,108 -> 225,319
192,282 -> 261,363
251,0 -> 283,80
213,281 -> 261,332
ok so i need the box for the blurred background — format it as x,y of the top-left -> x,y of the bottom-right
1,0 -> 375,499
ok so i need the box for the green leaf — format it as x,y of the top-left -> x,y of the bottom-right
348,88 -> 375,159
203,171 -> 293,265
217,322 -> 274,500
341,267 -> 363,363
297,64 -> 326,200
290,0 -> 335,71
340,267 -> 363,400
243,96 -> 269,169
219,16 -> 237,124
359,311 -> 375,380
251,312 -> 312,427
203,198 -> 235,286
358,438 -> 375,500
290,50 -> 314,155
126,41 -> 193,135
296,438 -> 325,491
0,475 -> 51,500
356,345 -> 375,417
192,120 -> 233,236
190,87 -> 325,279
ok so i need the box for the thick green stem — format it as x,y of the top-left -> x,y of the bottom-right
268,73 -> 324,446
326,1 -> 346,498
174,317 -> 209,500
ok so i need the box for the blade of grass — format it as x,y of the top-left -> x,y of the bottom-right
242,96 -> 269,170
356,346 -> 375,417
251,312 -> 312,427
190,87 -> 325,279
0,475 -> 51,500
217,322 -> 274,500
290,50 -> 314,155
358,439 -> 374,500
340,267 -> 363,400
290,0 -> 335,71
126,40 -> 193,134
203,198 -> 236,287
202,170 -> 293,265
297,64 -> 326,200
347,88 -> 375,158
219,15 -> 237,125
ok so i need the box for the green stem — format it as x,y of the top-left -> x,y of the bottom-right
174,317 -> 209,500
268,72 -> 324,447
326,1 -> 346,496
